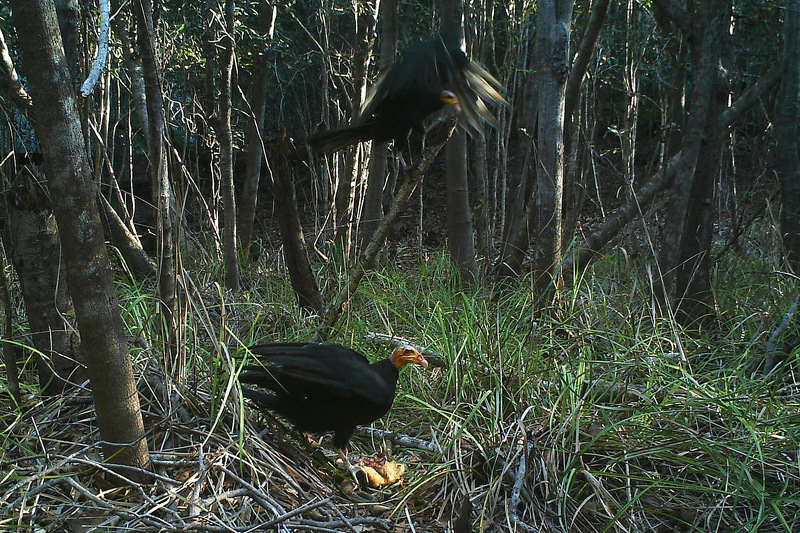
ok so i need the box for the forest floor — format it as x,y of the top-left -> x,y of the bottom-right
2,217 -> 800,532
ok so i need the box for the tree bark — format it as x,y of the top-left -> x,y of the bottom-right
493,38 -> 537,286
777,0 -> 800,273
672,1 -> 730,327
561,62 -> 780,276
0,27 -> 32,111
112,16 -> 149,148
532,0 -> 574,301
657,0 -> 727,320
11,0 -> 150,478
239,0 -> 277,255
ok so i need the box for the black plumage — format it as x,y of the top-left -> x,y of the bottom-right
238,342 -> 429,450
307,32 -> 507,154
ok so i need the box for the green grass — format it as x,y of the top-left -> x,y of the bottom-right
3,233 -> 800,531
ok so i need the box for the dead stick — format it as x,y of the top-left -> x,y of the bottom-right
312,118 -> 458,342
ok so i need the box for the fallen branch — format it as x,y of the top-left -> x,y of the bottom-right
356,426 -> 440,453
312,118 -> 458,341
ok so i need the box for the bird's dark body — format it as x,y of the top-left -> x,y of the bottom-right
307,33 -> 506,153
239,342 -> 400,449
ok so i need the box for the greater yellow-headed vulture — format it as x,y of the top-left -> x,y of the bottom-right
239,342 -> 428,456
307,32 -> 507,154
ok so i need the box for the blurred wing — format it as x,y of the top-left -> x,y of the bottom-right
434,35 -> 509,135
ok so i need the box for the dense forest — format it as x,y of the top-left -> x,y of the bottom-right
1,0 -> 799,531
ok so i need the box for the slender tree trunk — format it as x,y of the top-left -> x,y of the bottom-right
493,33 -> 536,286
54,0 -> 79,83
239,0 -> 277,255
777,0 -> 800,273
446,130 -> 479,283
562,0 -> 608,245
112,17 -> 149,148
11,0 -> 150,478
333,0 -> 377,257
474,138 -> 490,262
562,63 -> 779,276
133,0 -> 178,365
0,27 -> 33,111
441,0 -> 479,285
313,118 -> 458,341
360,0 -> 398,247
218,0 -> 240,290
533,0 -> 574,301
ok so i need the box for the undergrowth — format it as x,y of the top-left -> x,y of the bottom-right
2,235 -> 799,532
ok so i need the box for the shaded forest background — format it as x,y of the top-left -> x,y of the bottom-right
2,0 -> 800,531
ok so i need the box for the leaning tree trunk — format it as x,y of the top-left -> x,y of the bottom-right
777,0 -> 800,273
11,0 -> 150,479
441,0 -> 479,285
271,133 -> 324,314
562,0 -> 609,243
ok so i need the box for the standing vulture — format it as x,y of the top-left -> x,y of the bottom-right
238,342 -> 429,465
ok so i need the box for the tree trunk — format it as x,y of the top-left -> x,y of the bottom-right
133,0 -> 178,365
112,17 -> 150,148
562,0 -> 608,246
218,0 -> 240,290
561,64 -> 780,276
360,0 -> 398,248
239,0 -> 277,255
533,0 -> 574,301
493,33 -> 536,286
98,194 -> 157,277
11,0 -> 150,479
656,0 -> 726,319
54,0 -> 79,83
672,2 -> 729,327
7,166 -> 82,395
271,133 -> 324,314
441,0 -> 479,285
446,130 -> 479,283
313,118 -> 458,341
333,0 -> 377,257
0,27 -> 33,111
777,0 -> 800,273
